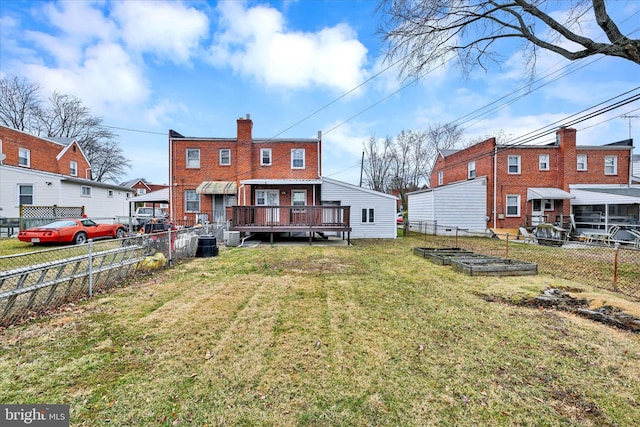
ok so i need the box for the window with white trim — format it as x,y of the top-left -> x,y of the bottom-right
261,148 -> 272,165
508,155 -> 521,174
577,154 -> 587,171
185,190 -> 200,212
81,186 -> 92,197
220,149 -> 231,165
18,184 -> 33,205
291,149 -> 305,169
70,161 -> 78,176
186,149 -> 200,168
361,208 -> 375,223
539,154 -> 549,171
604,156 -> 617,175
292,190 -> 306,206
18,148 -> 30,167
467,161 -> 476,179
506,195 -> 520,216
438,171 -> 443,186
136,188 -> 146,195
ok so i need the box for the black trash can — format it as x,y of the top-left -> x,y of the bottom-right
196,235 -> 218,257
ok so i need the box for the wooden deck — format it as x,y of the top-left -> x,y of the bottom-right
229,206 -> 352,243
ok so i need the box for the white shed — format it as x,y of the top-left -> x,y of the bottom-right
321,177 -> 398,239
407,177 -> 487,235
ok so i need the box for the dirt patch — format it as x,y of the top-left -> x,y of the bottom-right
482,288 -> 640,333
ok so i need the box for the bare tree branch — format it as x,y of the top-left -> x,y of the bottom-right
378,0 -> 640,80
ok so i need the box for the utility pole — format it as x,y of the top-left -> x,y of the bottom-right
621,115 -> 639,139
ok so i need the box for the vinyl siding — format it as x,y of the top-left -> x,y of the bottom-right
0,165 -> 130,218
321,178 -> 397,239
407,178 -> 487,235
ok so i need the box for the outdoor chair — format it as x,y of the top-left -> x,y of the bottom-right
519,227 -> 537,244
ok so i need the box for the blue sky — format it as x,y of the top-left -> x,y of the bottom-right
1,0 -> 639,186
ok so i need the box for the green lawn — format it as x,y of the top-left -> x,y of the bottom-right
1,237 -> 639,426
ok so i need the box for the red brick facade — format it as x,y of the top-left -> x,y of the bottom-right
0,125 -> 91,178
169,116 -> 321,222
430,127 -> 632,229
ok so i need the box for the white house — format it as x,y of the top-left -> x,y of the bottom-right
321,177 -> 398,239
407,177 -> 488,236
0,164 -> 133,220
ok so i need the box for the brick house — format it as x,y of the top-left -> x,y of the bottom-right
428,127 -> 634,231
169,115 -> 399,241
0,125 -> 133,221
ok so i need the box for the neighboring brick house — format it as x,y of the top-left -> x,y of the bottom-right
429,127 -> 634,230
0,125 -> 132,220
120,178 -> 169,213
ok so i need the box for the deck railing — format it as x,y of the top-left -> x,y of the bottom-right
229,206 -> 350,230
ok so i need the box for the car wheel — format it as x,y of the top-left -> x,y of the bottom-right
115,227 -> 126,239
74,232 -> 88,245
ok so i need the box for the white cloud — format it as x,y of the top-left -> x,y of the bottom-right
22,42 -> 150,114
209,1 -> 369,92
112,0 -> 209,64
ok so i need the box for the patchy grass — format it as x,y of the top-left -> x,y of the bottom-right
1,236 -> 639,426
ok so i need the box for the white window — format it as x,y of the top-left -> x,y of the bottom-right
604,156 -> 617,175
18,148 -> 30,167
467,161 -> 476,179
186,149 -> 200,168
185,190 -> 200,212
70,161 -> 78,176
292,190 -> 306,206
543,199 -> 553,211
438,171 -> 443,186
506,195 -> 520,217
219,149 -> 231,165
508,155 -> 521,174
261,148 -> 272,166
361,208 -> 375,223
291,149 -> 305,169
81,186 -> 92,197
539,154 -> 549,171
18,184 -> 33,205
577,154 -> 587,171
136,188 -> 146,195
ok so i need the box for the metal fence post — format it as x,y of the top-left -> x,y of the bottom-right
88,239 -> 94,297
433,220 -> 437,236
613,243 -> 619,292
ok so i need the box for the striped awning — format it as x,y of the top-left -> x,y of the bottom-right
195,181 -> 237,195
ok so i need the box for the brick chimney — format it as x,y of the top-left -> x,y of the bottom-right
556,127 -> 576,191
237,114 -> 253,180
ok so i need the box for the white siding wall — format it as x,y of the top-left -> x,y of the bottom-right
407,178 -> 487,235
0,166 -> 130,219
321,178 -> 397,239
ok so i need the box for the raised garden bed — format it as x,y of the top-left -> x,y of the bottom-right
413,247 -> 472,258
425,252 -> 496,266
451,257 -> 538,276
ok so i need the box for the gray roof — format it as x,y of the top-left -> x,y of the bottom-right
440,149 -> 459,157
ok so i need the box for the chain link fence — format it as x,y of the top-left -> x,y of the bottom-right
0,224 -> 223,326
406,220 -> 640,299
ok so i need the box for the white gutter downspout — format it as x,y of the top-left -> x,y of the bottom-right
493,144 -> 497,229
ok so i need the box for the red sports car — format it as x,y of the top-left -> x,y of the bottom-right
18,218 -> 127,245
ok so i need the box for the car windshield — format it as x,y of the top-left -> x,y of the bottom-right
138,208 -> 153,215
40,220 -> 77,228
